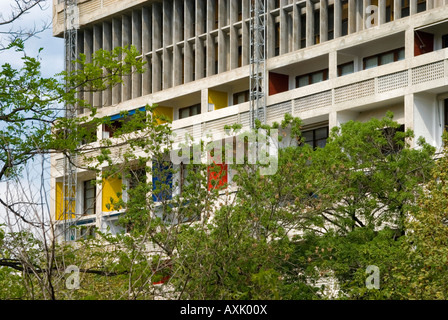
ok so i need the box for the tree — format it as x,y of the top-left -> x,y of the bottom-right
0,1 -> 146,297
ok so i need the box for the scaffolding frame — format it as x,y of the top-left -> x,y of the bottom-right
249,0 -> 267,128
62,0 -> 79,241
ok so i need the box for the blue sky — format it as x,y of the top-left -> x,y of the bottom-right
0,1 -> 64,226
0,0 -> 65,77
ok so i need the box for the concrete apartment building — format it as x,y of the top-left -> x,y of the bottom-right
51,0 -> 448,241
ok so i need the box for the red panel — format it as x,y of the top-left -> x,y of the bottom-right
414,31 -> 434,56
208,163 -> 228,191
269,72 -> 289,96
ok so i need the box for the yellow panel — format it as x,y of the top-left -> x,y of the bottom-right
102,177 -> 122,212
55,182 -> 76,221
208,90 -> 228,110
154,106 -> 173,124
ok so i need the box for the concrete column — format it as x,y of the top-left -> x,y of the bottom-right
201,88 -> 209,114
185,0 -> 194,39
218,0 -> 227,73
93,24 -> 102,108
334,0 -> 342,38
379,0 -> 386,25
320,0 -> 329,43
76,32 -> 84,114
173,0 -> 183,86
184,41 -> 193,83
152,4 -> 162,91
112,18 -> 121,105
206,0 -> 214,75
405,28 -> 414,59
404,93 -> 415,147
195,39 -> 205,79
356,0 -> 363,31
293,4 -> 301,51
363,0 -> 371,29
329,51 -> 338,79
102,21 -> 112,107
348,0 -> 356,34
142,6 -> 152,95
84,28 -> 93,108
280,0 -> 289,54
394,0 -> 401,20
122,15 -> 132,101
427,0 -> 434,9
306,0 -> 314,47
153,3 -> 162,49
242,0 -> 250,66
410,0 -> 417,15
132,10 -> 142,98
230,0 -> 238,69
267,0 -> 276,58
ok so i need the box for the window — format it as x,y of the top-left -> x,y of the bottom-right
179,104 -> 201,120
80,122 -> 97,145
342,0 -> 348,36
417,0 -> 426,13
275,22 -> 280,56
314,10 -> 320,44
328,5 -> 334,40
442,35 -> 448,49
300,13 -> 306,48
296,69 -> 328,88
401,0 -> 410,17
83,180 -> 96,216
301,127 -> 329,149
128,168 -> 147,190
386,0 -> 394,23
338,62 -> 354,77
152,161 -> 173,202
363,48 -> 405,70
79,225 -> 96,240
103,107 -> 146,138
233,90 -> 250,105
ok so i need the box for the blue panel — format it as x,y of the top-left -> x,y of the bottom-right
152,161 -> 173,202
110,107 -> 146,121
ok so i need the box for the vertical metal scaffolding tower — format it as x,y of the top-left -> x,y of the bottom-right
62,0 -> 79,241
249,0 -> 267,128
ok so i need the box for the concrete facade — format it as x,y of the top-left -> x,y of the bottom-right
51,0 -> 448,240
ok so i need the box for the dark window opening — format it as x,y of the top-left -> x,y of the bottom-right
363,47 -> 405,70
233,90 -> 250,105
342,0 -> 348,36
83,180 -> 96,216
128,168 -> 147,190
301,127 -> 329,149
296,69 -> 328,88
103,107 -> 146,138
442,34 -> 448,49
328,5 -> 334,40
338,61 -> 354,77
80,122 -> 98,145
300,13 -> 306,48
401,0 -> 410,17
314,10 -> 320,44
275,22 -> 280,56
417,0 -> 426,13
179,104 -> 201,120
